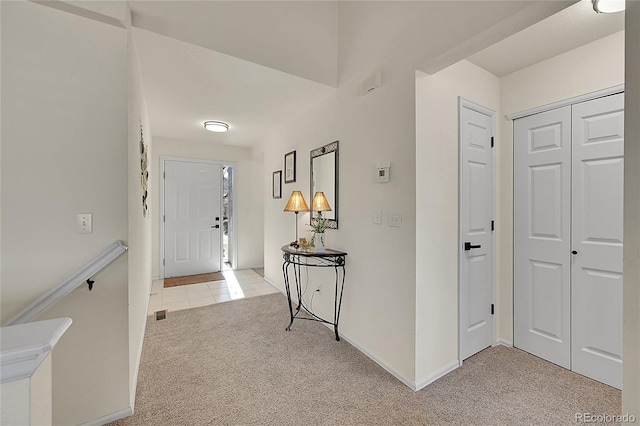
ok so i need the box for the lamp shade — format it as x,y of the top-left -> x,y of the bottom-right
284,191 -> 309,213
312,192 -> 332,212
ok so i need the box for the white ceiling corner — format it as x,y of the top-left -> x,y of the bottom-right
467,0 -> 625,77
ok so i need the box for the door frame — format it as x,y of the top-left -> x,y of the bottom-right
506,85 -> 624,120
160,156 -> 238,278
458,97 -> 497,363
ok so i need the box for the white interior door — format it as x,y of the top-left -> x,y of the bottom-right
164,160 -> 222,277
459,99 -> 494,361
514,106 -> 572,369
571,93 -> 624,389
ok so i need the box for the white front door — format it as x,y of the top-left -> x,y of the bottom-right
459,99 -> 494,361
571,93 -> 624,389
164,160 -> 222,277
514,106 -> 572,369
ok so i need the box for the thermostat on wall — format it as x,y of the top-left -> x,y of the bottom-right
376,162 -> 390,183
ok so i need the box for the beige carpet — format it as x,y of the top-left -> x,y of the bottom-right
111,293 -> 620,425
164,272 -> 225,288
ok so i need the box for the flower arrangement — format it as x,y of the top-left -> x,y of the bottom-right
310,211 -> 331,233
310,211 -> 330,247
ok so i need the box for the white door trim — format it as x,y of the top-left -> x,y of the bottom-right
160,156 -> 238,278
458,97 -> 497,362
506,84 -> 624,120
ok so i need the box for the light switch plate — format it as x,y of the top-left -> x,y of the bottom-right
76,213 -> 92,234
389,211 -> 402,227
373,209 -> 382,225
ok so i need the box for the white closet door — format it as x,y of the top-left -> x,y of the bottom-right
514,106 -> 572,369
459,101 -> 494,361
571,93 -> 624,389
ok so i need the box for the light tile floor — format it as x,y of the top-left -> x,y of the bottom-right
148,269 -> 279,315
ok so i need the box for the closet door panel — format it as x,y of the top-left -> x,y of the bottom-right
514,106 -> 572,369
571,93 -> 624,389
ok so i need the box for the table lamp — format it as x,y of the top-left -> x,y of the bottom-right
312,191 -> 332,220
284,191 -> 309,247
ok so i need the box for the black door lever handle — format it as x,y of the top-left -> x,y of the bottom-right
464,242 -> 481,251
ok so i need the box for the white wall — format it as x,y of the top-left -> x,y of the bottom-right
235,148 -> 265,268
1,1 -> 131,424
151,137 -> 264,276
0,354 -> 52,426
128,24 -> 153,408
498,31 -> 625,343
263,29 -> 418,386
623,0 -> 640,416
415,60 -> 501,384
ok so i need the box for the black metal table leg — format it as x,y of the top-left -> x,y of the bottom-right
280,247 -> 347,341
283,260 -> 295,331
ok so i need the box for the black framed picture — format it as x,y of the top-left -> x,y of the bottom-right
284,150 -> 296,183
272,170 -> 282,199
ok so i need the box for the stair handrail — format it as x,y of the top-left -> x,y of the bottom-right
5,241 -> 128,326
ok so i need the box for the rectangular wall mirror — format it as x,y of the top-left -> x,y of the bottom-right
310,140 -> 339,229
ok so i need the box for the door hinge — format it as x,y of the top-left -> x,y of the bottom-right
163,258 -> 165,266
163,215 -> 165,223
491,136 -> 494,148
163,171 -> 165,179
491,304 -> 495,315
491,220 -> 495,231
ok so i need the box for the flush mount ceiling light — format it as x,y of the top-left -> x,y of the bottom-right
592,0 -> 625,13
203,121 -> 229,133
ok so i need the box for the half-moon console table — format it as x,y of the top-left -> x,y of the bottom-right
281,245 -> 347,341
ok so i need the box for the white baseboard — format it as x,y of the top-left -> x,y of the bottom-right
331,326 -> 417,390
414,360 -> 461,391
272,282 -> 462,392
279,290 -> 417,389
264,277 -> 282,292
79,406 -> 133,426
244,264 -> 264,270
497,338 -> 513,347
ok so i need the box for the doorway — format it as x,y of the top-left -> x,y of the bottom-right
161,157 -> 237,278
223,165 -> 233,269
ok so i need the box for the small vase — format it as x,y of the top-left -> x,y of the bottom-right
314,232 -> 325,252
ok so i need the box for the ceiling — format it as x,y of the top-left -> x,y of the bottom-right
467,0 -> 624,77
128,0 -> 624,149
132,27 -> 336,148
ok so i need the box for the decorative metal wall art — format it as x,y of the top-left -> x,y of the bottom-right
140,122 -> 149,217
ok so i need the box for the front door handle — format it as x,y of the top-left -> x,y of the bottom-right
464,242 -> 481,251
211,225 -> 220,229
